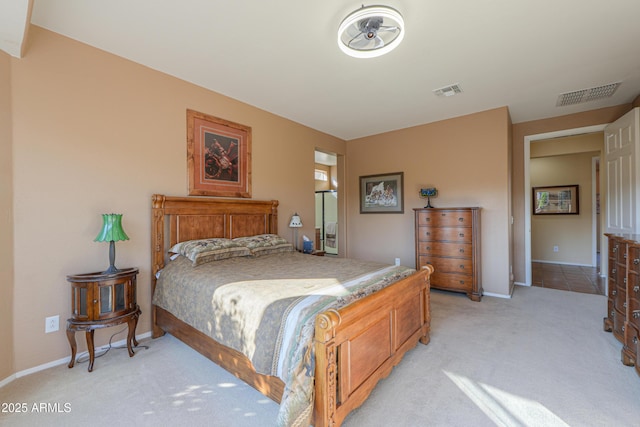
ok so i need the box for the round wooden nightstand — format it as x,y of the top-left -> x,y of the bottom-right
66,267 -> 140,372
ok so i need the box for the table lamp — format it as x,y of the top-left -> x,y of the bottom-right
289,213 -> 303,251
419,188 -> 438,208
95,213 -> 129,274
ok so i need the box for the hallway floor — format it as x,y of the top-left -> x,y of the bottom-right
532,262 -> 605,295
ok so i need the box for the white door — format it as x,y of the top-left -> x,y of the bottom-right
605,107 -> 640,234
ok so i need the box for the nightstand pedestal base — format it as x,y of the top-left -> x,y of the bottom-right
66,305 -> 141,372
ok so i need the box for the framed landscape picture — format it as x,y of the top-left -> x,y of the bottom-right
533,184 -> 579,215
187,109 -> 251,198
360,172 -> 404,213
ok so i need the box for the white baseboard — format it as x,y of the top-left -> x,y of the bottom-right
0,331 -> 152,388
0,373 -> 16,388
532,259 -> 596,268
483,291 -> 512,299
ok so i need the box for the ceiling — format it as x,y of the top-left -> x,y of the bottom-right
3,1 -> 640,140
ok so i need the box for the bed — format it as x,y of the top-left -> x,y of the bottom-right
150,194 -> 433,426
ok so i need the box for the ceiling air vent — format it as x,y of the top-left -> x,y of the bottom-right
556,82 -> 621,107
433,83 -> 463,97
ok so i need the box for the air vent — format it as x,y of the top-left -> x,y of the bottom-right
556,82 -> 621,107
433,83 -> 463,97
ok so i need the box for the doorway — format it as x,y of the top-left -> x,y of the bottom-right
315,151 -> 339,255
523,125 -> 606,286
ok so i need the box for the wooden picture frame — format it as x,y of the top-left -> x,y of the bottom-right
187,109 -> 251,198
533,184 -> 579,215
360,172 -> 404,213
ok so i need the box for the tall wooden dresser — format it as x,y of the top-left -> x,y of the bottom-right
414,207 -> 482,301
604,233 -> 640,376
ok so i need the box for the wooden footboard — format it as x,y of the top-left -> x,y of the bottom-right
314,264 -> 432,427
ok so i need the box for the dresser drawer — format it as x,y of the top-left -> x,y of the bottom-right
629,246 -> 640,274
417,241 -> 472,258
417,210 -> 472,227
615,285 -> 627,313
419,256 -> 472,275
417,226 -> 472,243
613,307 -> 626,343
609,238 -> 624,263
607,276 -> 616,299
629,296 -> 640,330
629,277 -> 640,299
431,272 -> 472,293
625,322 -> 639,360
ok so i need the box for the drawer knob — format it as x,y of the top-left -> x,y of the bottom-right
612,268 -> 617,274
459,248 -> 465,254
458,233 -> 465,238
634,336 -> 638,344
613,246 -> 618,252
635,258 -> 640,265
633,311 -> 640,319
426,246 -> 431,250
459,264 -> 465,269
458,217 -> 464,222
634,285 -> 639,293
93,299 -> 98,304
612,290 -> 617,296
425,232 -> 431,236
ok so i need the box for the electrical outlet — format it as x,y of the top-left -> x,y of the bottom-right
553,245 -> 559,252
395,258 -> 400,266
45,315 -> 59,333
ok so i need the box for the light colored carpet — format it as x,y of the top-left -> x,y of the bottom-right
1,286 -> 639,426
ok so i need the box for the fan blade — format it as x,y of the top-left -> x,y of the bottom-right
374,36 -> 385,49
346,24 -> 363,38
350,35 -> 372,49
378,26 -> 398,33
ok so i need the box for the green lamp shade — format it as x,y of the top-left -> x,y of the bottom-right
94,214 -> 129,242
420,188 -> 437,198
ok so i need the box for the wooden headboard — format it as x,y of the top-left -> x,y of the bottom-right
151,194 -> 279,283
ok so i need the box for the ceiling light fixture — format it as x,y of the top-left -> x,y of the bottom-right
338,5 -> 405,59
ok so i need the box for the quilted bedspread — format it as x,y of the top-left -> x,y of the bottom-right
153,251 -> 415,426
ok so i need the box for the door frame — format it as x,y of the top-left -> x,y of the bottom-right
523,124 -> 607,286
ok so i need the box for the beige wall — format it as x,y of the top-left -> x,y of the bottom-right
531,151 -> 599,264
9,27 -> 345,372
531,133 -> 604,158
346,107 -> 513,297
512,105 -> 632,284
0,50 -> 15,380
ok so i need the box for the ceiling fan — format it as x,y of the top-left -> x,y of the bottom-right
338,5 -> 405,58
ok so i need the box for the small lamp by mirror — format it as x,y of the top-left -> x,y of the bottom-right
289,213 -> 303,251
419,188 -> 438,208
95,213 -> 129,274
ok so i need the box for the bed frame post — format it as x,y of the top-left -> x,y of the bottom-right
314,309 -> 341,427
270,201 -> 278,234
151,194 -> 166,338
419,264 -> 433,345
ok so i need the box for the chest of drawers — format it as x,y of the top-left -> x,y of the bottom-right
414,207 -> 482,301
604,234 -> 640,377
